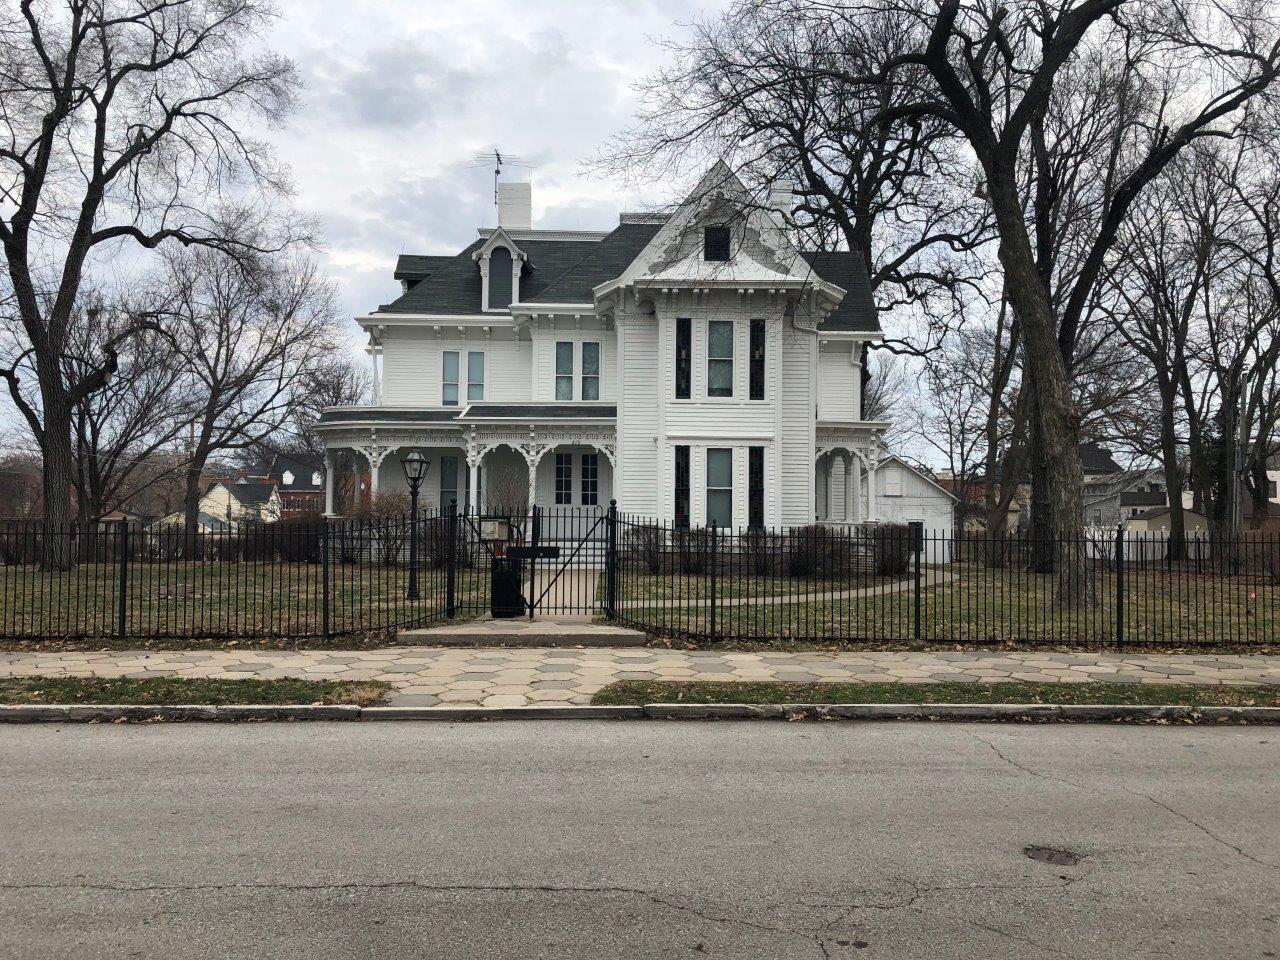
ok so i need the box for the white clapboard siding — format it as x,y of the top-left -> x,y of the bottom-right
380,329 -> 533,406
817,344 -> 859,420
779,330 -> 816,525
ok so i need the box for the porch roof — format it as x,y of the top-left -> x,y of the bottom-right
455,403 -> 617,423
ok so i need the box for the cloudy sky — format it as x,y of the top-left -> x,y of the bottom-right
266,0 -> 731,331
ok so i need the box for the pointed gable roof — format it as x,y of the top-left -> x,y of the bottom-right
597,162 -> 844,301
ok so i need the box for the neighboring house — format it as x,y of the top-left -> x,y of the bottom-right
244,452 -> 325,518
316,164 -> 952,532
1125,507 -> 1209,535
149,480 -> 282,530
1080,443 -> 1167,527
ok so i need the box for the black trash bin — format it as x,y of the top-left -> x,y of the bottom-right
490,557 -> 526,618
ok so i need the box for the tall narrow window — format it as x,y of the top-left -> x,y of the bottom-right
748,447 -> 765,528
440,456 -> 459,508
581,342 -> 600,401
708,320 -> 733,397
467,351 -> 485,401
442,351 -> 459,406
555,453 -> 573,505
488,247 -> 514,310
675,319 -> 691,399
706,448 -> 733,528
749,320 -> 765,400
704,225 -> 730,262
580,453 -> 599,506
555,342 -> 574,400
674,446 -> 690,529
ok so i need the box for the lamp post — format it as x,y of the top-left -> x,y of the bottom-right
401,451 -> 431,600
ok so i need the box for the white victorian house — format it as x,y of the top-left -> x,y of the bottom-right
318,164 -> 951,531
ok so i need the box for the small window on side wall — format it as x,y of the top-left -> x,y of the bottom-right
704,226 -> 731,262
581,342 -> 600,401
442,351 -> 459,406
555,342 -> 573,400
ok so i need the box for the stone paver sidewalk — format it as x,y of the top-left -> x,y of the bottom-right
2,648 -> 1278,708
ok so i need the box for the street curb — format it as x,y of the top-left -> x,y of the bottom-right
0,702 -> 1277,723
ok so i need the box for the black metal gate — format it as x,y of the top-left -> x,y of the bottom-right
458,503 -> 615,618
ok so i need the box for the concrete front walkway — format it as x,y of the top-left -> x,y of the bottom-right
2,648 -> 1278,708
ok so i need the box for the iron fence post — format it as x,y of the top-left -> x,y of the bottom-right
321,520 -> 331,640
605,499 -> 618,620
1115,523 -> 1125,647
709,526 -> 718,639
445,499 -> 458,618
909,521 -> 923,642
117,518 -> 129,639
528,504 -> 540,620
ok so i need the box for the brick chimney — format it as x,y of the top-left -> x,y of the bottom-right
497,182 -> 532,231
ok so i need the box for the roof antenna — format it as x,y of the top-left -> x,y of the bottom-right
469,149 -> 531,209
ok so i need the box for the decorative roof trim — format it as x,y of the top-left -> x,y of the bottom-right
478,228 -> 611,241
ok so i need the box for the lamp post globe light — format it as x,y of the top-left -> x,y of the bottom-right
401,451 -> 431,600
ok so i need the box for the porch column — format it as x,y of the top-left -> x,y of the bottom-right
467,453 -> 481,514
851,456 -> 863,523
842,452 -> 854,522
866,459 -> 878,521
323,449 -> 336,516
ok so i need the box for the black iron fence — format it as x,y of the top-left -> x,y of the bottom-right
2,507 -> 1278,647
608,514 -> 1280,648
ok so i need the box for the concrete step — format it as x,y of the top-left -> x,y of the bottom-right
398,618 -> 647,648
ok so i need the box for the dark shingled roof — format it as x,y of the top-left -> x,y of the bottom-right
378,237 -> 601,314
800,251 -> 879,332
375,227 -> 881,335
1080,443 -> 1124,474
394,254 -> 455,284
457,404 -> 617,421
317,409 -> 461,425
526,222 -> 663,303
1120,490 -> 1167,507
229,481 -> 276,506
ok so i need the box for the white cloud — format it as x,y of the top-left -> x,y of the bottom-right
265,0 -> 732,324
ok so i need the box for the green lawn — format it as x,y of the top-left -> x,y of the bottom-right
609,570 -> 895,602
0,676 -> 391,706
0,561 -> 488,639
616,562 -> 1280,647
592,679 -> 1280,707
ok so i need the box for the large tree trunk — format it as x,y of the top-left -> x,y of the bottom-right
1156,377 -> 1186,560
181,445 -> 212,559
39,400 -> 75,572
987,176 -> 1089,605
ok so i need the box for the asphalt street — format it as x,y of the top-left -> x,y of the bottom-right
0,720 -> 1276,959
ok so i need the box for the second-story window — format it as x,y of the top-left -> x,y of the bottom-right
581,342 -> 600,401
675,318 -> 691,399
555,342 -> 573,400
708,320 -> 733,397
442,351 -> 459,406
749,320 -> 765,400
467,351 -> 485,401
704,225 -> 730,261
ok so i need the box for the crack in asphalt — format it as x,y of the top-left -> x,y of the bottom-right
971,734 -> 1086,789
0,879 -> 846,957
972,732 -> 1276,873
1118,786 -> 1278,872
965,918 -> 1074,958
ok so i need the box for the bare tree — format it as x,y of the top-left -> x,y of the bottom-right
60,293 -> 193,525
0,0 -> 302,566
601,1 -> 993,336
163,246 -> 342,539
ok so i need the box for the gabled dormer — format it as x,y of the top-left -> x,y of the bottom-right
472,225 -> 526,312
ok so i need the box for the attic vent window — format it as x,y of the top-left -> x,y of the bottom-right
704,226 -> 731,262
